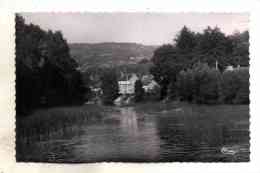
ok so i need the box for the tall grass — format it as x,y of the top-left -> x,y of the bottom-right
16,105 -> 109,144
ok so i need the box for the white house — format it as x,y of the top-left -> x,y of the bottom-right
225,65 -> 234,71
225,65 -> 246,72
118,74 -> 139,94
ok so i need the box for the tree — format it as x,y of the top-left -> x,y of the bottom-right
174,63 -> 222,104
193,27 -> 231,70
150,27 -> 201,100
15,14 -> 90,115
174,69 -> 194,101
221,68 -> 249,104
134,80 -> 145,102
100,68 -> 119,105
175,26 -> 197,52
16,14 -> 46,114
233,68 -> 249,104
228,31 -> 249,66
150,44 -> 183,99
150,25 -> 249,102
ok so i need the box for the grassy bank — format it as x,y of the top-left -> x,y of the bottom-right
134,101 -> 249,117
16,105 -> 114,144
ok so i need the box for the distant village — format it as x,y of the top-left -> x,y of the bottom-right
87,71 -> 160,106
85,58 -> 248,106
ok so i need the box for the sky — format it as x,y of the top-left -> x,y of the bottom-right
21,13 -> 249,45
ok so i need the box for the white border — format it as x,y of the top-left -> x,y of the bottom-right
0,0 -> 260,173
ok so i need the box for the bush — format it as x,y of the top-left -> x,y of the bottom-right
193,65 -> 222,104
175,63 -> 222,104
221,68 -> 249,104
174,69 -> 194,101
174,63 -> 249,105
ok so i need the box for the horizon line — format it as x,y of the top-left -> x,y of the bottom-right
68,41 -> 162,46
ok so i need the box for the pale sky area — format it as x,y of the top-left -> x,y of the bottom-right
21,13 -> 249,45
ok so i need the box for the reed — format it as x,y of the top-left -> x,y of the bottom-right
16,105 -> 108,144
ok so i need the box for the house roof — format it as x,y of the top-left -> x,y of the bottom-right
118,81 -> 131,85
118,73 -> 139,85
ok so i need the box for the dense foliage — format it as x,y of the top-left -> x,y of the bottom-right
175,63 -> 249,104
134,80 -> 145,102
16,15 -> 89,115
100,68 -> 119,105
150,26 -> 249,101
221,68 -> 249,104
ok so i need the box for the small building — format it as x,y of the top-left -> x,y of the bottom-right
141,74 -> 154,85
225,65 -> 247,72
143,80 -> 160,93
118,74 -> 139,94
225,65 -> 234,71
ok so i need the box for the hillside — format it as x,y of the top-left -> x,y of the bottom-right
69,42 -> 157,70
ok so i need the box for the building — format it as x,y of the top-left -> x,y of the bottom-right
118,74 -> 139,94
141,74 -> 154,85
225,65 -> 248,72
225,65 -> 234,71
143,80 -> 160,93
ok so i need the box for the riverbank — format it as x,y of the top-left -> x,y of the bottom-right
16,105 -> 111,143
16,102 -> 250,142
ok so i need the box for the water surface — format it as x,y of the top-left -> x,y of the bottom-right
19,104 -> 250,162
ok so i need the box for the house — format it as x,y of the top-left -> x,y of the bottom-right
141,74 -> 154,85
118,73 -> 139,94
225,65 -> 248,72
143,80 -> 160,93
225,65 -> 234,71
141,74 -> 160,93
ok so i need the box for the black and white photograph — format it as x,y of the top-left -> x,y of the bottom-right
15,12 -> 250,163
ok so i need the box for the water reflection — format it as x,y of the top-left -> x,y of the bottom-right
63,106 -> 161,162
156,115 -> 224,161
21,105 -> 250,162
119,107 -> 139,137
155,106 -> 249,162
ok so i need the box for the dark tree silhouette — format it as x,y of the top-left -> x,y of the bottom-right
15,14 -> 90,115
134,79 -> 145,102
100,68 -> 119,105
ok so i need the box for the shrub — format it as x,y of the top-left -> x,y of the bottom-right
221,68 -> 249,104
175,63 -> 222,104
175,69 -> 194,101
195,68 -> 222,104
174,62 -> 249,104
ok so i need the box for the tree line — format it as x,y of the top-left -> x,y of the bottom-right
16,15 -> 91,116
173,62 -> 249,104
150,26 -> 249,103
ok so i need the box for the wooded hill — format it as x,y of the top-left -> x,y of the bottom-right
69,42 -> 157,70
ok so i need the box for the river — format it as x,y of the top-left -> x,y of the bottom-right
21,104 -> 250,162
